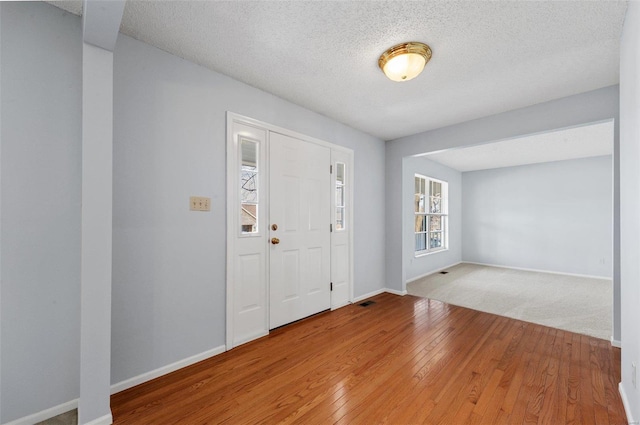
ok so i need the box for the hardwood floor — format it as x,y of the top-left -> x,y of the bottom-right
111,293 -> 627,424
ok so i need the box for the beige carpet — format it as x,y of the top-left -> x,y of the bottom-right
407,263 -> 612,340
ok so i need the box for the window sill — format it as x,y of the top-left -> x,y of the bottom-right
415,248 -> 448,258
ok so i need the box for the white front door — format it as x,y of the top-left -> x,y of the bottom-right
269,132 -> 331,329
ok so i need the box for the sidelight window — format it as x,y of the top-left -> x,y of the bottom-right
240,138 -> 259,234
335,162 -> 346,231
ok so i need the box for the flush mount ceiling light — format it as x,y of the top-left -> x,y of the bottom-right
378,42 -> 432,82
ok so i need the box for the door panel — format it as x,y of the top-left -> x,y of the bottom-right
270,132 -> 331,329
283,176 -> 300,231
237,254 -> 262,313
307,247 -> 323,294
282,250 -> 300,301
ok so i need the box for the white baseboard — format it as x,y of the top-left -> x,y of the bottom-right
353,288 -> 385,303
9,344 -> 234,424
462,261 -> 611,280
353,288 -> 408,303
83,413 -> 113,425
405,261 -> 462,284
232,331 -> 269,349
611,336 -> 622,348
331,300 -> 351,310
619,382 -> 638,425
111,344 -> 226,394
3,399 -> 78,425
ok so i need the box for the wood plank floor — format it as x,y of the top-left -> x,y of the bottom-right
111,293 -> 627,424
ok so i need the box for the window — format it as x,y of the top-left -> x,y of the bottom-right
415,175 -> 448,254
335,162 -> 346,231
240,138 -> 259,234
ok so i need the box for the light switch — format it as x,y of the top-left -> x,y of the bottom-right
190,196 -> 211,212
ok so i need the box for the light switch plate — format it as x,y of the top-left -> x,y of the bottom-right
190,196 -> 211,212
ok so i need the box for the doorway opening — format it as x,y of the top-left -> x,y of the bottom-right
404,120 -> 616,341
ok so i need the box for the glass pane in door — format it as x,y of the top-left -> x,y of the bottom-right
240,138 -> 259,234
335,162 -> 346,231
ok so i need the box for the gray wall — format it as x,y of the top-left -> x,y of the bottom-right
620,1 -> 640,420
0,3 -> 82,423
111,35 -> 386,384
404,156 -> 462,281
462,156 -> 613,278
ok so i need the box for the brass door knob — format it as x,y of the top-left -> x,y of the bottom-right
271,237 -> 280,245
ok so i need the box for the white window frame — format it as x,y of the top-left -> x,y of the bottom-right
414,174 -> 448,256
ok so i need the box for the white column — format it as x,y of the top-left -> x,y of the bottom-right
79,41 -> 114,425
0,4 -> 4,422
79,1 -> 123,423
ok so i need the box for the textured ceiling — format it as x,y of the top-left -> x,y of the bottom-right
48,1 -> 627,141
424,121 -> 614,172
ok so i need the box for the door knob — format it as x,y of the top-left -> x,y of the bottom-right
271,237 -> 280,245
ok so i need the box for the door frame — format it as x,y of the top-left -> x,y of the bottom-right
225,112 -> 354,349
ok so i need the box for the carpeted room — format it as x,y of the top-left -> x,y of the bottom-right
406,122 -> 615,342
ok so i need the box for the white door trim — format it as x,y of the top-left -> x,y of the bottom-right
226,112 -> 354,349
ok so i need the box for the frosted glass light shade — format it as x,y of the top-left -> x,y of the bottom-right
383,53 -> 426,82
379,42 -> 432,82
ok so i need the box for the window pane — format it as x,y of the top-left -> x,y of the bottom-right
415,193 -> 424,213
430,196 -> 441,213
415,233 -> 427,252
430,180 -> 442,213
241,204 -> 258,233
415,215 -> 427,232
241,170 -> 257,204
431,181 -> 441,198
241,138 -> 257,167
336,186 -> 344,207
430,232 -> 442,249
336,162 -> 345,184
430,215 -> 441,232
336,207 -> 344,230
415,176 -> 426,213
240,139 -> 258,234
